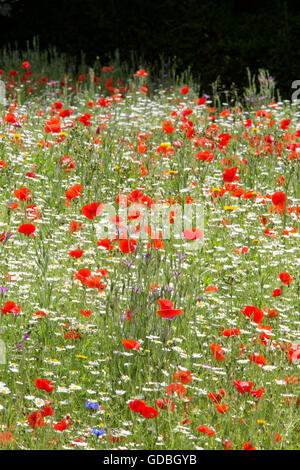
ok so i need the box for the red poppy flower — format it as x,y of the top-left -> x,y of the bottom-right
129,399 -> 158,417
97,238 -> 115,250
287,345 -> 300,364
8,203 -> 19,211
241,305 -> 263,324
121,339 -> 141,350
81,202 -> 104,219
18,223 -> 36,236
234,246 -> 249,253
78,74 -> 87,84
43,403 -> 54,417
14,187 -> 31,201
271,192 -> 285,213
75,268 -> 91,283
279,272 -> 293,285
28,411 -> 44,429
250,387 -> 265,399
69,221 -> 82,233
4,112 -> 17,123
1,301 -> 21,315
280,119 -> 291,130
51,101 -> 63,111
60,155 -> 75,173
69,249 -> 84,258
173,370 -> 193,384
195,151 -> 214,162
224,440 -> 234,450
119,238 -> 137,253
273,432 -> 282,442
107,436 -> 124,443
156,399 -> 175,412
215,404 -> 230,413
249,353 -> 267,366
272,287 -> 282,297
233,380 -> 254,394
80,309 -> 92,317
33,310 -> 47,318
243,191 -> 255,199
197,425 -> 215,436
205,286 -> 218,292
139,406 -> 158,418
166,383 -> 186,396
182,419 -> 192,425
243,442 -> 256,450
57,105 -> 73,117
180,87 -> 190,95
111,215 -> 124,225
222,328 -> 240,337
208,392 -> 223,403
198,97 -> 206,105
45,117 -> 61,133
129,400 -> 147,413
26,205 -> 40,221
65,330 -> 82,339
157,299 -> 183,319
182,228 -> 203,241
35,378 -> 55,393
210,343 -> 226,361
78,113 -> 91,126
162,120 -> 175,134
54,418 -> 72,431
223,167 -> 239,183
66,184 -> 83,202
85,275 -> 107,292
267,308 -> 277,318
135,69 -> 148,77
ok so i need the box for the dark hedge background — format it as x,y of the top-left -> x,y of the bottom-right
0,0 -> 299,98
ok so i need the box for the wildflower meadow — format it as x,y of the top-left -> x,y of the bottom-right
0,46 -> 299,451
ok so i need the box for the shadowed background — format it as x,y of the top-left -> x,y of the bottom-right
0,0 -> 299,98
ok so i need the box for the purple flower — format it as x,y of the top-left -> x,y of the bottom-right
202,363 -> 213,369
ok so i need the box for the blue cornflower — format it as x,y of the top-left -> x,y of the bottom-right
92,428 -> 105,436
85,401 -> 99,410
